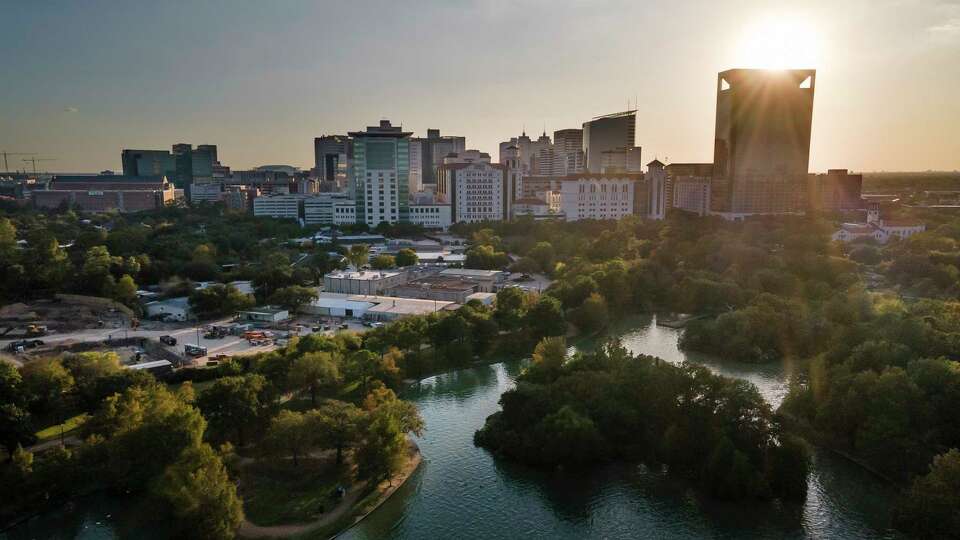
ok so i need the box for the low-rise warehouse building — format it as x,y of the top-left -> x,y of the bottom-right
323,270 -> 408,295
437,268 -> 502,291
305,292 -> 456,321
387,276 -> 481,303
237,306 -> 290,324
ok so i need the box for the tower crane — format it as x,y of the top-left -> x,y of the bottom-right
22,157 -> 56,175
1,152 -> 37,173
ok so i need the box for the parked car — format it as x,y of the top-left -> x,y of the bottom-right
159,335 -> 177,346
339,324 -> 349,330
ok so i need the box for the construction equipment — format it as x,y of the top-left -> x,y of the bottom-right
22,157 -> 56,175
25,324 -> 48,337
1,152 -> 36,173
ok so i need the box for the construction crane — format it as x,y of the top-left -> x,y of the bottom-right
22,157 -> 56,175
1,152 -> 37,173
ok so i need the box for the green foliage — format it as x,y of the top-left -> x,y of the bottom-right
395,248 -> 418,267
346,244 -> 370,270
197,374 -> 270,446
289,352 -> 341,407
153,443 -> 243,540
190,283 -> 255,320
895,448 -> 960,538
476,339 -> 809,501
267,285 -> 318,314
370,254 -> 396,269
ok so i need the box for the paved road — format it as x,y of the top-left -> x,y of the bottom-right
1,317 -> 371,365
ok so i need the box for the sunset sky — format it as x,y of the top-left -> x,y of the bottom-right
2,0 -> 958,173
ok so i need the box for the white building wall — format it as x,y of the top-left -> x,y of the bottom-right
409,204 -> 452,229
454,164 -> 504,223
253,195 -> 301,220
558,176 -> 635,221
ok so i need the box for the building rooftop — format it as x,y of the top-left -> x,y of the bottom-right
127,360 -> 173,371
312,292 -> 456,316
439,268 -> 501,278
238,306 -> 288,316
52,174 -> 168,184
325,270 -> 403,281
145,296 -> 191,309
397,276 -> 478,292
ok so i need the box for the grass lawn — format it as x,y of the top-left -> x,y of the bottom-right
240,456 -> 354,526
34,413 -> 89,443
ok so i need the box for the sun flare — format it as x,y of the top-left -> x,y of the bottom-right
736,16 -> 821,69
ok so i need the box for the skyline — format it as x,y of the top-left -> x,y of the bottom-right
2,0 -> 959,173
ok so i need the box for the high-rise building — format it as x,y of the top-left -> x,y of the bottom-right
122,144 -> 216,194
501,145 -> 523,218
645,160 -> 667,220
350,120 -> 412,227
313,135 -> 352,187
583,110 -> 637,173
553,128 -> 585,175
557,173 -> 639,221
436,158 -> 505,224
420,129 -> 466,186
711,69 -> 816,217
666,163 -> 713,216
498,131 -> 552,175
808,169 -> 863,212
408,139 -> 423,193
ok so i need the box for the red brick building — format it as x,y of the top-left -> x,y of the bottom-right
34,175 -> 175,213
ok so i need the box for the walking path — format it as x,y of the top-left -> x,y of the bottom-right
238,441 -> 421,539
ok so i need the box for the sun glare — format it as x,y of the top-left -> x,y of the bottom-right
736,16 -> 821,69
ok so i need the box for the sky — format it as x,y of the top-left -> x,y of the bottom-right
1,0 -> 958,174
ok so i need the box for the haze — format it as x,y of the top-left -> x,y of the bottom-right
2,0 -> 958,173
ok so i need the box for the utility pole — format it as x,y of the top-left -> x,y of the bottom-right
22,157 -> 56,175
1,152 -> 36,173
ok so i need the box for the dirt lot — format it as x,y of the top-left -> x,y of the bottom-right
0,298 -> 131,337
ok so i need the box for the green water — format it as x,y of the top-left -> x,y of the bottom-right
3,316 -> 904,539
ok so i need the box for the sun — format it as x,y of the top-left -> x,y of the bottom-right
736,16 -> 821,69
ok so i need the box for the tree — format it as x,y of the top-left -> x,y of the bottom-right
61,351 -> 122,409
0,361 -> 24,406
288,352 -> 340,407
355,389 -> 423,480
347,349 -> 400,396
0,404 -> 35,457
526,296 -> 566,338
346,244 -> 370,270
268,285 -> 318,314
310,400 -> 363,465
529,241 -> 556,273
110,274 -> 139,307
465,244 -> 509,270
370,254 -> 396,270
154,443 -> 243,540
395,248 -> 418,267
197,374 -> 268,446
896,448 -> 960,538
190,284 -> 255,320
81,245 -> 119,296
262,410 -> 315,467
570,292 -> 609,334
20,358 -> 74,414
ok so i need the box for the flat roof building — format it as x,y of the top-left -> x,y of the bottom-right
306,292 -> 456,321
34,175 -> 175,213
323,270 -> 408,295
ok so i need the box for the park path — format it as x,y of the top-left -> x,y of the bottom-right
238,441 -> 421,539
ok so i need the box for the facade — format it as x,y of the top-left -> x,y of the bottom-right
552,129 -> 585,175
711,69 -> 816,217
388,275 -> 481,303
237,306 -> 290,323
122,144 -> 216,189
600,146 -> 643,173
438,268 -> 502,290
437,160 -> 506,223
808,169 -> 863,212
313,135 -> 352,186
583,111 -> 637,173
34,175 -> 175,213
422,129 -> 466,185
501,145 -> 523,218
645,160 -> 667,220
323,270 -> 408,295
408,203 -> 452,229
409,139 -> 424,193
671,176 -> 712,216
557,173 -> 639,221
189,182 -> 223,203
303,193 -> 355,225
350,120 -> 412,227
499,131 -> 553,175
252,194 -> 302,220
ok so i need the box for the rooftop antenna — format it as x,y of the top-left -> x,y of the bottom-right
1,152 -> 36,173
